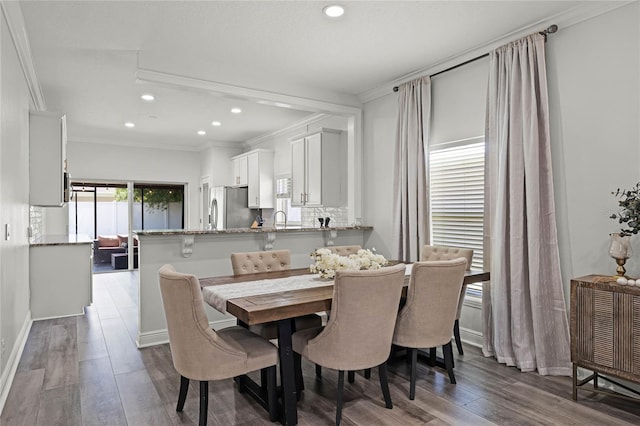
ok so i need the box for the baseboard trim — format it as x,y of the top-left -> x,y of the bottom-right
136,318 -> 238,348
0,312 -> 33,415
460,325 -> 483,349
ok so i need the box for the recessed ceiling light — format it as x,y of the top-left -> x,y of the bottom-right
211,121 -> 221,126
141,94 -> 155,101
323,4 -> 344,18
231,107 -> 242,114
124,122 -> 135,128
197,130 -> 206,135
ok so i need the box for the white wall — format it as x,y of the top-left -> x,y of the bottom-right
362,2 -> 640,331
431,56 -> 489,145
547,3 -> 640,287
66,142 -> 202,229
0,10 -> 32,410
362,94 -> 397,258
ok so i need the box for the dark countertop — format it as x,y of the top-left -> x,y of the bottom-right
30,234 -> 93,246
135,225 -> 372,237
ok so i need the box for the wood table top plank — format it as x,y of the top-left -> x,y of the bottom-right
201,266 -> 489,325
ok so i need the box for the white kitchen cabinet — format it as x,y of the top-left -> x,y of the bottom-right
291,128 -> 345,207
247,150 -> 274,208
29,111 -> 67,207
29,235 -> 93,319
232,155 -> 248,186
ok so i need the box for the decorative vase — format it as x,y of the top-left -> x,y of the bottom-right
609,233 -> 632,278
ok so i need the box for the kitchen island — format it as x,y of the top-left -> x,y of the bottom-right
135,225 -> 372,347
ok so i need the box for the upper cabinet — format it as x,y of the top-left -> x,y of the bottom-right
29,111 -> 68,207
291,128 -> 345,207
232,155 -> 248,186
232,149 -> 274,209
247,150 -> 274,209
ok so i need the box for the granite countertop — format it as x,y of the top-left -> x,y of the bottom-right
135,225 -> 372,237
30,234 -> 93,246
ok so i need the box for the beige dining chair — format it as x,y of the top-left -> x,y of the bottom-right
421,245 -> 474,355
230,250 -> 323,340
327,245 -> 362,256
158,264 -> 279,425
292,263 -> 406,426
392,258 -> 467,399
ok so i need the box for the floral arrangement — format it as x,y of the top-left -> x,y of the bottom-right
310,248 -> 388,279
610,181 -> 640,236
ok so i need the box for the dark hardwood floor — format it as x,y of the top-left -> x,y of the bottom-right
2,271 -> 640,425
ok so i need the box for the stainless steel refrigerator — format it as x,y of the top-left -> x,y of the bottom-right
210,186 -> 256,230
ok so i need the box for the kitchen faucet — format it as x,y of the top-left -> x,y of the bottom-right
273,210 -> 287,228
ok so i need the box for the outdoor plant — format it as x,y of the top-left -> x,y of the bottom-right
610,181 -> 640,236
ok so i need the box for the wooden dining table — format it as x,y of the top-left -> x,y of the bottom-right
200,266 -> 489,426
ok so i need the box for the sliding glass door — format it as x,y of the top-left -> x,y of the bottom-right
69,181 -> 185,272
131,184 -> 185,231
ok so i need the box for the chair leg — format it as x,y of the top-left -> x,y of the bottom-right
336,370 -> 345,426
199,381 -> 209,426
315,364 -> 322,379
364,368 -> 371,379
177,375 -> 189,411
454,319 -> 464,355
409,347 -> 417,400
443,342 -> 456,384
428,347 -> 436,366
265,365 -> 279,422
379,363 -> 393,409
348,370 -> 355,384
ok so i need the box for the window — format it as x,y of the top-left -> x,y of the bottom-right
275,176 -> 301,225
429,137 -> 485,296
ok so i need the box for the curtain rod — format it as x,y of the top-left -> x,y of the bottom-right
392,24 -> 558,92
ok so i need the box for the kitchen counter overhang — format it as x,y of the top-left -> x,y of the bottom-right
135,225 -> 372,236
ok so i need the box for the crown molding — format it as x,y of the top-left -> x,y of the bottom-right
245,113 -> 330,147
1,1 -> 46,110
358,1 -> 635,104
68,135 -> 241,152
135,68 -> 362,116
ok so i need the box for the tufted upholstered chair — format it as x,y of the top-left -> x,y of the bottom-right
327,245 -> 362,256
158,264 -> 278,425
393,258 -> 467,398
230,249 -> 291,275
421,245 -> 474,355
230,250 -> 322,341
292,263 -> 406,426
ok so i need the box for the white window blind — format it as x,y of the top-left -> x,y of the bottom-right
275,176 -> 301,225
429,139 -> 485,295
276,177 -> 291,198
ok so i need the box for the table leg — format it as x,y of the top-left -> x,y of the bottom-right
277,319 -> 298,426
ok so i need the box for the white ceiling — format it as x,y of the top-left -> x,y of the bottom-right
15,0 -> 622,151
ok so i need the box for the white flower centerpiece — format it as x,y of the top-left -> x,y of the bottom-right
310,248 -> 389,279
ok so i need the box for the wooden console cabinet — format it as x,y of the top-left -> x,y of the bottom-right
570,275 -> 640,400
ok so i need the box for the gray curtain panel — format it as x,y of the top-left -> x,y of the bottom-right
482,33 -> 571,375
393,76 -> 431,262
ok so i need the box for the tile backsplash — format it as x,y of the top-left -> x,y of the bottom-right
301,206 -> 348,228
29,206 -> 44,239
